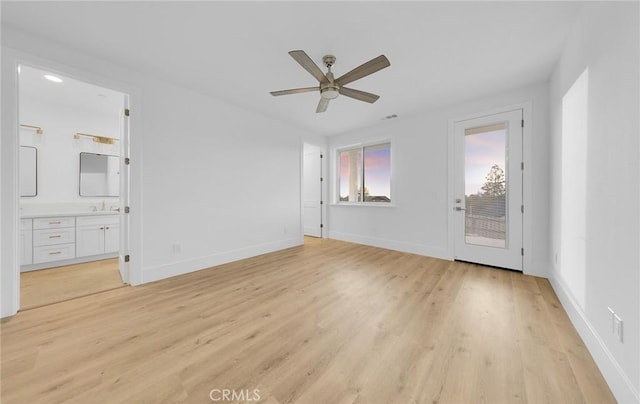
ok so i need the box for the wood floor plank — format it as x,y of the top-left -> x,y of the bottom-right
1,238 -> 614,403
20,258 -> 124,310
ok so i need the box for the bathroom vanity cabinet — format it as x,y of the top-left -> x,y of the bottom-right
20,213 -> 119,272
76,216 -> 120,257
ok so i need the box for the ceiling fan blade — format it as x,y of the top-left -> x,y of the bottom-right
316,98 -> 329,113
339,87 -> 380,103
336,55 -> 390,86
270,87 -> 319,96
289,50 -> 329,83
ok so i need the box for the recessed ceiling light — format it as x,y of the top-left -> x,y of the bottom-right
44,74 -> 62,83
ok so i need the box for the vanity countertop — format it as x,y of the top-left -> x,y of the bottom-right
21,211 -> 119,219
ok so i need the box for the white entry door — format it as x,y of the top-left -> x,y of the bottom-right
453,109 -> 523,271
303,145 -> 323,237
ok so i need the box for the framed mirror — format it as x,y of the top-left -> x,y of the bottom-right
20,146 -> 37,197
79,152 -> 119,197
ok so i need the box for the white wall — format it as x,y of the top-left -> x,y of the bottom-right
19,95 -> 120,206
1,27 -> 317,316
548,3 -> 639,402
138,82 -> 304,282
328,84 -> 550,277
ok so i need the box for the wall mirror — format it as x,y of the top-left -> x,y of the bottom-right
79,152 -> 119,197
20,146 -> 38,197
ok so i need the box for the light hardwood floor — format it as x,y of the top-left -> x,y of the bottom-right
1,238 -> 614,403
20,258 -> 125,310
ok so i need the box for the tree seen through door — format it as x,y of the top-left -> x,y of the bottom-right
464,124 -> 507,248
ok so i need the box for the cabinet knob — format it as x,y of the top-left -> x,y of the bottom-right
105,227 -> 110,230
100,227 -> 104,230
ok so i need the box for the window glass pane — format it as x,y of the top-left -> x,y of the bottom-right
464,123 -> 507,248
363,143 -> 391,202
339,148 -> 362,202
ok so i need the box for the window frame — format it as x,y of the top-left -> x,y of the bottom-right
335,140 -> 393,206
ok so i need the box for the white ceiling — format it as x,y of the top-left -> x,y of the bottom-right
2,1 -> 583,136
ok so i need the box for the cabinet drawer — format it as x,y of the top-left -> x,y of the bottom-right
33,243 -> 75,264
20,219 -> 33,231
33,228 -> 76,246
33,217 -> 75,230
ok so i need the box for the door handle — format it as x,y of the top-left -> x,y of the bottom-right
454,207 -> 466,211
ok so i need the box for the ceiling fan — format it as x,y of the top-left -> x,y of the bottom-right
270,50 -> 390,113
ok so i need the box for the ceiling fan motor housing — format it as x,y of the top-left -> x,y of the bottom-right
320,86 -> 340,100
321,55 -> 339,99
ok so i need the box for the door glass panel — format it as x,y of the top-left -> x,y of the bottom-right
464,122 -> 507,248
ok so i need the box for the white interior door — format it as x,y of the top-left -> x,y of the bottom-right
303,144 -> 323,237
119,101 -> 130,283
453,109 -> 523,270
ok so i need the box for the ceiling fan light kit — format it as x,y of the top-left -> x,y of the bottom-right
270,50 -> 390,113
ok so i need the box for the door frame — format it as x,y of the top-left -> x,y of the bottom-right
447,101 -> 533,273
1,47 -> 141,317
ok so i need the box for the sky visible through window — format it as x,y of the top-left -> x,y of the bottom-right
340,146 -> 390,199
363,147 -> 391,198
465,129 -> 506,196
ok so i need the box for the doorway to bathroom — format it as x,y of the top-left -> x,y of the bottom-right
17,64 -> 130,309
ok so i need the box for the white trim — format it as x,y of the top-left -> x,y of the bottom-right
1,53 -> 21,317
549,274 -> 640,403
299,139 -> 304,240
141,237 -> 302,284
328,230 -> 450,261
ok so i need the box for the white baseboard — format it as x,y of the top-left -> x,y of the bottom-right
549,274 -> 639,403
141,237 -> 302,284
328,231 -> 451,260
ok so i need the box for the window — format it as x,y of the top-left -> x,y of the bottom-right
338,142 -> 391,203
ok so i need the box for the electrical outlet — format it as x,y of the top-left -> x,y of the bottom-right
172,244 -> 181,253
554,253 -> 558,265
608,307 -> 624,343
614,314 -> 624,343
608,307 -> 615,332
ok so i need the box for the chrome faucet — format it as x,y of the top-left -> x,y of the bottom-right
101,201 -> 106,211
